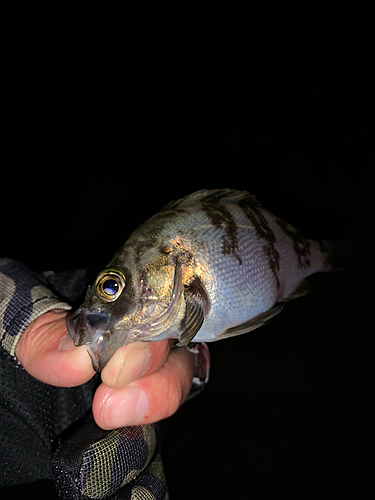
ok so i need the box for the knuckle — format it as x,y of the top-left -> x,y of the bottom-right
163,371 -> 185,418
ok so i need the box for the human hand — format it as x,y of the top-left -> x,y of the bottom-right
16,310 -> 196,429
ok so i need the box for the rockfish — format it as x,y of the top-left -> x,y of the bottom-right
67,189 -> 337,371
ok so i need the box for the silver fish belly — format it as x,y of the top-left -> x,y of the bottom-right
67,189 -> 331,371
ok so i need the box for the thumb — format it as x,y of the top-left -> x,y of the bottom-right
16,310 -> 95,387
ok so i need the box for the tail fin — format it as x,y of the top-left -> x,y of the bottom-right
322,239 -> 355,272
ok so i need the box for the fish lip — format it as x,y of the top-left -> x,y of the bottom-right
66,309 -> 83,346
66,309 -> 114,371
85,344 -> 104,372
66,309 -> 110,345
86,328 -> 134,371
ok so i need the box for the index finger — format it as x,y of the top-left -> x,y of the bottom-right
16,310 -> 95,387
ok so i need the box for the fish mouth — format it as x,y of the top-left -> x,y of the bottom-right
66,309 -> 114,372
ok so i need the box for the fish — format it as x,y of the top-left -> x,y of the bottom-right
67,189 -> 342,371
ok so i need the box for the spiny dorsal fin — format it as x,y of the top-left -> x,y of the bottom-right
163,189 -> 260,210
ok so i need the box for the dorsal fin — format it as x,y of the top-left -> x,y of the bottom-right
163,189 -> 260,210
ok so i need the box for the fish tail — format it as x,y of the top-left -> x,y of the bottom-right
321,239 -> 355,272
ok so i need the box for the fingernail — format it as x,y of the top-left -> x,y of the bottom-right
58,335 -> 75,351
116,347 -> 151,388
101,387 -> 149,428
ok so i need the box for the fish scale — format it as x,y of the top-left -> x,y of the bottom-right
194,244 -> 275,341
67,189 -> 335,371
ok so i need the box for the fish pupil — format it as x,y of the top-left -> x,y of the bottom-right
103,279 -> 119,295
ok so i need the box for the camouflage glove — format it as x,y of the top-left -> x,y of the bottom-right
52,416 -> 167,500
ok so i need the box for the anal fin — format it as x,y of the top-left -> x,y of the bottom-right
279,279 -> 311,302
218,305 -> 284,339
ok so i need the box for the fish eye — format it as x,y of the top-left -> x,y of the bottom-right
102,278 -> 119,295
95,268 -> 126,302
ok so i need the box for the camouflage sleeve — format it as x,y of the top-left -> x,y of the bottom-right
0,258 -> 72,358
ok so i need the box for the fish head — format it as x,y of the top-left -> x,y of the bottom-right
66,250 -> 184,371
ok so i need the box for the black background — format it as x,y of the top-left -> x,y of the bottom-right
2,2 -> 374,499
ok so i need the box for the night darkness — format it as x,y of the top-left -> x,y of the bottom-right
2,2 -> 374,499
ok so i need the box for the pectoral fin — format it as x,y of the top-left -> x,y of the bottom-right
218,305 -> 284,339
176,279 -> 209,347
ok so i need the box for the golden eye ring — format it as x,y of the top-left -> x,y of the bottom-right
95,268 -> 126,302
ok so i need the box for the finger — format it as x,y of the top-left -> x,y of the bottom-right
16,310 -> 95,387
92,346 -> 195,429
101,339 -> 173,389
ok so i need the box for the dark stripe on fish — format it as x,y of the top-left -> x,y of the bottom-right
201,201 -> 242,265
276,218 -> 311,269
239,201 -> 281,289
